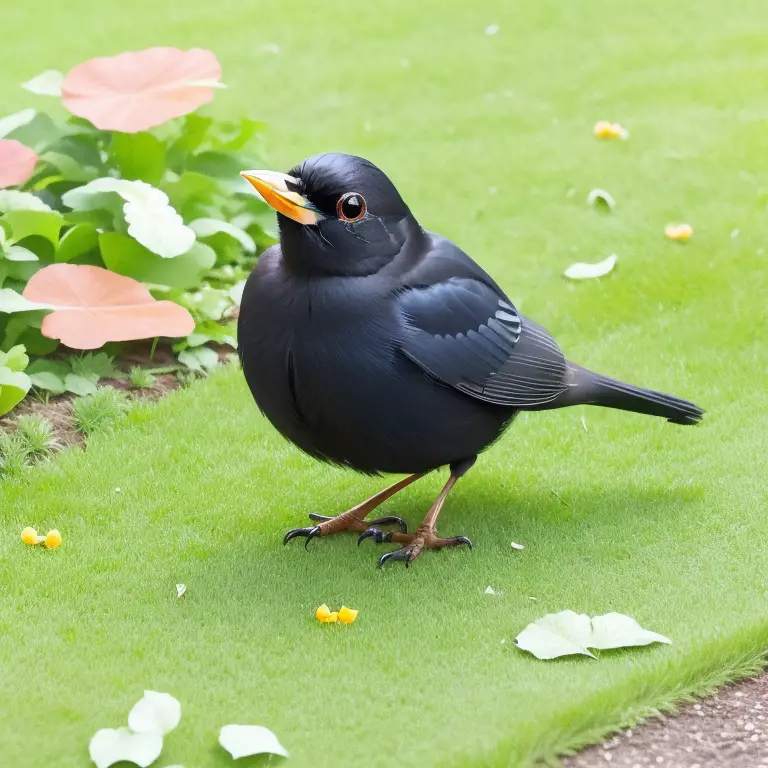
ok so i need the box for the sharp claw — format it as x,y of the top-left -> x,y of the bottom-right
308,513 -> 333,522
455,536 -> 473,550
367,515 -> 408,533
283,526 -> 321,549
377,548 -> 413,569
358,528 -> 393,546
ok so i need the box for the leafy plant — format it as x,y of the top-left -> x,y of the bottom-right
0,46 -> 274,412
0,431 -> 29,478
15,413 -> 59,458
28,352 -> 121,396
129,366 -> 156,390
73,386 -> 132,436
0,343 -> 31,415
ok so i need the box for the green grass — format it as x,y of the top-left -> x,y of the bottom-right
2,1 -> 768,766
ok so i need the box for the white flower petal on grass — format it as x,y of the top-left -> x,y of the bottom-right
484,586 -> 503,596
521,610 -> 595,658
89,727 -> 163,768
510,541 -> 525,550
176,584 -> 187,599
485,24 -> 500,35
564,254 -> 617,280
589,613 -> 671,650
587,188 -> 615,211
516,610 -> 671,659
0,108 -> 37,139
0,190 -> 53,212
62,179 -> 195,258
189,218 -> 256,253
128,691 -> 182,735
22,70 -> 65,96
219,724 -> 289,760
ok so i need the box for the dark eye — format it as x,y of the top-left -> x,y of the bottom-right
337,192 -> 367,222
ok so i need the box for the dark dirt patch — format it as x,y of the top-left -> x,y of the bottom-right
566,674 -> 768,767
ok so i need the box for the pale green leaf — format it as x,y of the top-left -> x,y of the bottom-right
56,224 -> 99,263
64,373 -> 98,396
178,346 -> 219,373
0,366 -> 32,416
588,613 -> 672,650
29,371 -> 66,395
0,344 -> 29,372
112,132 -> 166,185
21,70 -> 64,96
229,279 -> 246,306
0,109 -> 36,139
2,210 -> 64,246
0,190 -> 53,213
0,288 -> 53,314
189,218 -> 256,253
515,611 -> 595,659
5,246 -> 39,262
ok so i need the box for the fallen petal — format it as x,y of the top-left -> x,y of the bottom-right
587,188 -> 615,211
564,254 -> 617,280
219,724 -> 289,760
88,727 -> 163,768
127,691 -> 182,735
664,223 -> 693,241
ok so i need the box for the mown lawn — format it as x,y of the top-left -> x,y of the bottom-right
1,1 -> 767,766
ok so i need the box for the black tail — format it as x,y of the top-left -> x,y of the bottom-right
566,365 -> 704,425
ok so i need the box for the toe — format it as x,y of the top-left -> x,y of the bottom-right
283,526 -> 322,549
367,515 -> 408,532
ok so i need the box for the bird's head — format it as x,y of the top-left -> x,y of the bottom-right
241,153 -> 422,276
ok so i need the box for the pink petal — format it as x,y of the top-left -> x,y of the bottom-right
24,264 -> 194,349
0,139 -> 38,189
62,47 -> 222,133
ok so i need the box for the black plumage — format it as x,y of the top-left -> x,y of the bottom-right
238,154 -> 703,567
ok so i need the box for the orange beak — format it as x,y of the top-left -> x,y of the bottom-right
240,170 -> 322,226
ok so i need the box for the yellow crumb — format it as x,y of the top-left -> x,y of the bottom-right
338,606 -> 359,624
21,527 -> 38,546
664,223 -> 693,241
44,530 -> 62,549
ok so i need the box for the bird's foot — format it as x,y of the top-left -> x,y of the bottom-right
372,526 -> 472,568
283,511 -> 407,549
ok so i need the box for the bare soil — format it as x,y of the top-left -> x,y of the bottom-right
566,674 -> 768,767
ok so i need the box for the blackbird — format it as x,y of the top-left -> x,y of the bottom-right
238,153 -> 703,568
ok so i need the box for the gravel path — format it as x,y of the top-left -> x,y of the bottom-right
566,675 -> 768,767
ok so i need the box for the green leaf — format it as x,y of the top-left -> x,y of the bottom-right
40,151 -> 99,182
29,370 -> 66,394
99,233 -> 215,290
15,326 -> 58,356
0,190 -> 53,213
189,218 -> 256,253
56,224 -> 99,263
166,115 -> 214,171
3,210 -> 64,246
178,345 -> 219,373
0,108 -> 37,139
112,132 -> 166,185
0,366 -> 31,415
0,344 -> 29,372
71,352 -> 119,381
209,117 -> 267,152
163,172 -> 220,215
186,152 -> 253,193
5,112 -> 68,154
26,358 -> 71,377
64,373 -> 98,396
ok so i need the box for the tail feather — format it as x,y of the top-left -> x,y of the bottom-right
566,365 -> 704,425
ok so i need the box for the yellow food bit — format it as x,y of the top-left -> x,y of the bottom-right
44,529 -> 62,549
326,612 -> 339,623
21,527 -> 38,545
338,606 -> 359,624
593,121 -> 628,140
316,604 -> 336,623
664,223 -> 693,241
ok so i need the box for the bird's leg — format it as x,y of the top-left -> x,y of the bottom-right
283,473 -> 425,548
375,458 -> 475,568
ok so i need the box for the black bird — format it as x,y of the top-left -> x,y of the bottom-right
238,154 -> 703,568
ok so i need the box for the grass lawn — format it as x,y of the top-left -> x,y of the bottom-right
2,1 -> 768,766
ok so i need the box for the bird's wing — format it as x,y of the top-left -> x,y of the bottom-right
396,277 -> 569,407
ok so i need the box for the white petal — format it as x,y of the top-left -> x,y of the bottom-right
483,585 -> 502,595
587,188 -> 615,210
510,542 -> 525,550
588,613 -> 671,650
22,70 -> 65,96
219,724 -> 289,760
128,691 -> 182,735
176,584 -> 187,599
515,610 -> 596,659
0,108 -> 37,139
89,727 -> 163,768
229,280 -> 247,307
485,24 -> 500,35
564,254 -> 617,280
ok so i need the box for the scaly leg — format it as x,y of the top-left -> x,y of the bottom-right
368,457 -> 476,568
283,472 -> 426,548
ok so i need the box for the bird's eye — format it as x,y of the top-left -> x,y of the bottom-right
337,192 -> 367,222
